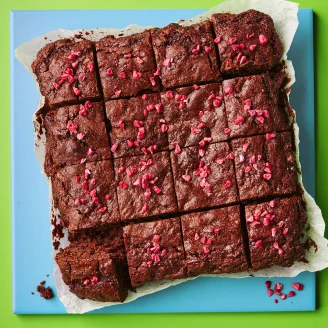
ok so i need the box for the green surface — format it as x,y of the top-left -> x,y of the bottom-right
2,0 -> 328,326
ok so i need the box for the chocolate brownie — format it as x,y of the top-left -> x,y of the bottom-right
123,218 -> 186,287
245,196 -> 306,271
211,10 -> 283,76
222,72 -> 289,138
52,160 -> 120,231
44,101 -> 111,176
55,242 -> 128,302
114,152 -> 177,221
106,93 -> 168,158
161,83 -> 229,149
170,142 -> 238,212
151,21 -> 220,88
231,132 -> 297,201
181,206 -> 248,276
32,39 -> 101,107
96,31 -> 159,100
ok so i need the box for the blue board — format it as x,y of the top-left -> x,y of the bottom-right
11,9 -> 315,314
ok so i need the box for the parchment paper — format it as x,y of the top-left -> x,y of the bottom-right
15,0 -> 328,314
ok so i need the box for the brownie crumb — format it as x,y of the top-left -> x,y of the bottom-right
46,274 -> 49,277
40,280 -> 46,285
31,292 -> 35,295
36,285 -> 54,300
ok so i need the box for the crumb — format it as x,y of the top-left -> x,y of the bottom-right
36,285 -> 54,300
46,274 -> 49,277
40,280 -> 46,285
31,292 -> 35,295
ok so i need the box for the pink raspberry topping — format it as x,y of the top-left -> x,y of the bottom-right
119,72 -> 126,78
204,46 -> 212,53
259,34 -> 269,45
111,142 -> 119,152
76,133 -> 85,140
67,120 -> 78,133
163,58 -> 172,67
119,181 -> 128,189
292,283 -> 304,291
214,35 -> 222,43
224,180 -> 233,189
235,116 -> 245,125
255,240 -> 263,248
106,68 -> 113,76
73,87 -> 81,96
166,90 -> 173,99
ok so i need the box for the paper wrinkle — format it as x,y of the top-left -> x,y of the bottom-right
15,0 -> 328,314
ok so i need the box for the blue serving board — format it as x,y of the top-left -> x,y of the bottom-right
11,9 -> 315,314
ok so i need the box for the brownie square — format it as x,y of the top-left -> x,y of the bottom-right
212,10 -> 283,76
52,160 -> 120,231
231,132 -> 297,201
32,39 -> 101,107
170,142 -> 238,212
106,93 -> 168,158
55,242 -> 129,302
245,196 -> 306,271
151,21 -> 220,88
44,101 -> 111,176
114,152 -> 177,221
96,31 -> 159,100
161,83 -> 228,149
123,218 -> 186,287
181,206 -> 248,276
222,72 -> 289,138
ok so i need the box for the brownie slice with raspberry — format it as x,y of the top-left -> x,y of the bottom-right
32,39 -> 101,107
123,218 -> 186,287
44,101 -> 111,176
52,160 -> 120,231
151,21 -> 220,88
245,196 -> 306,271
181,206 -> 248,276
170,142 -> 238,212
161,83 -> 229,149
106,93 -> 168,158
212,10 -> 283,76
231,132 -> 297,201
114,151 -> 177,221
96,31 -> 160,100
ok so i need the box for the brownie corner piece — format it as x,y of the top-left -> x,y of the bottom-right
211,9 -> 283,76
114,151 -> 177,221
123,218 -> 186,287
44,101 -> 111,176
55,242 -> 129,302
231,132 -> 297,201
181,206 -> 248,276
245,196 -> 306,271
161,83 -> 229,149
222,72 -> 289,138
106,93 -> 168,158
96,30 -> 159,100
170,142 -> 238,212
52,160 -> 120,231
151,20 -> 220,88
32,39 -> 101,107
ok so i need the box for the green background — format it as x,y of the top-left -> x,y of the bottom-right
2,0 -> 328,326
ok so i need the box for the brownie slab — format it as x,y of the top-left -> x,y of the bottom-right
181,206 -> 248,276
44,101 -> 111,176
151,21 -> 220,88
32,39 -> 101,107
231,132 -> 297,201
212,10 -> 283,76
123,218 -> 186,287
96,31 -> 159,99
170,142 -> 238,212
161,83 -> 228,149
222,72 -> 289,138
114,152 -> 177,221
245,196 -> 306,271
55,242 -> 128,302
52,160 -> 120,231
106,93 -> 168,158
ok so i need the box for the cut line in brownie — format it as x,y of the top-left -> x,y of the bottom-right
161,83 -> 229,149
170,142 -> 239,212
245,196 -> 306,271
32,39 -> 101,107
114,151 -> 177,221
96,31 -> 160,100
231,132 -> 297,201
106,93 -> 168,158
222,72 -> 290,139
123,218 -> 186,287
52,160 -> 120,231
181,206 -> 248,276
44,101 -> 111,176
211,10 -> 283,77
55,241 -> 129,302
151,21 -> 220,89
